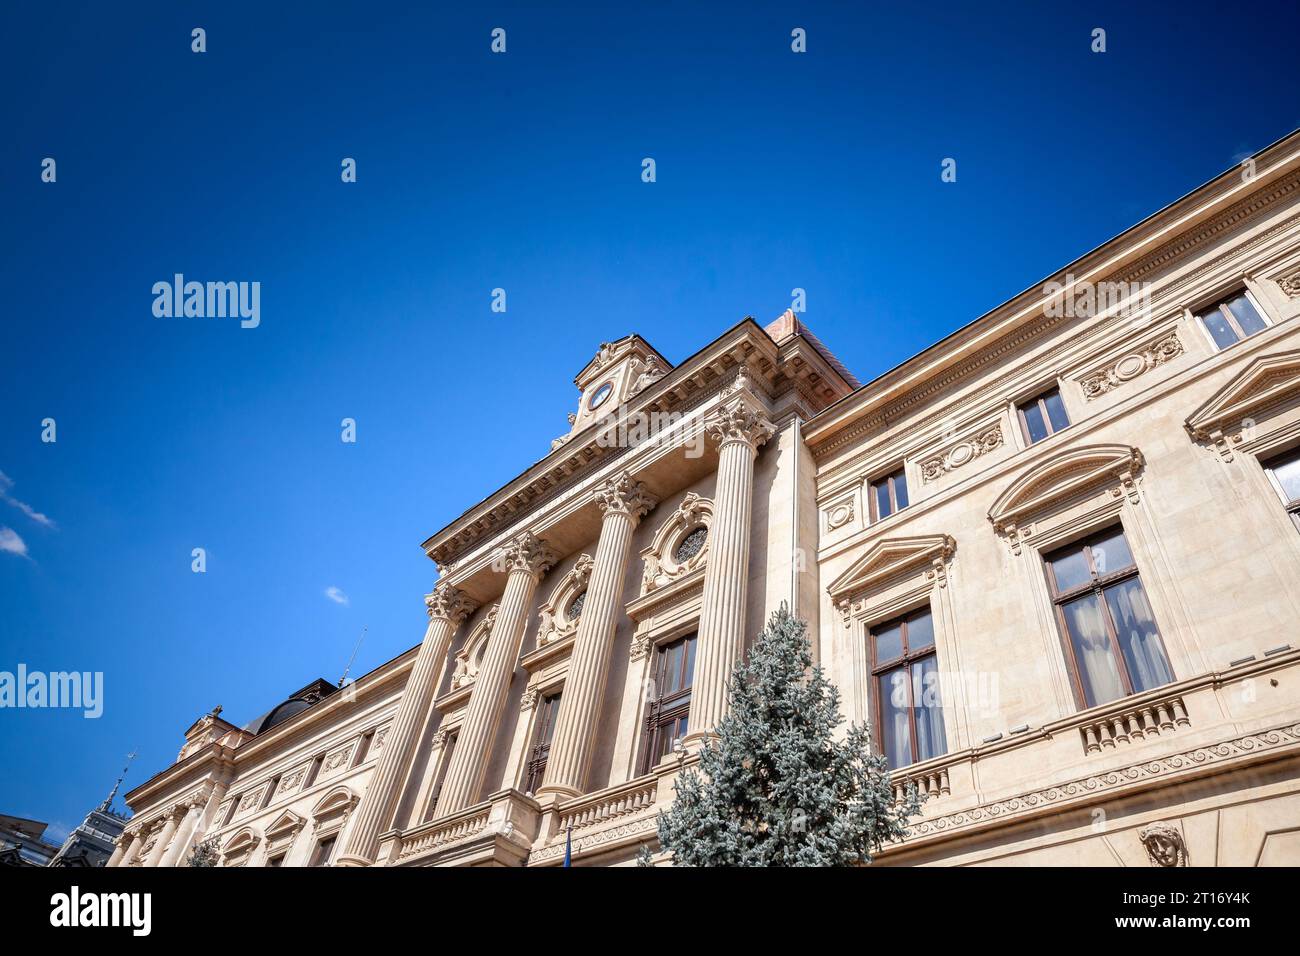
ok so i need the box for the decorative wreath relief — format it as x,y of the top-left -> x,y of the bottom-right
640,493 -> 714,594
451,606 -> 498,689
536,554 -> 595,646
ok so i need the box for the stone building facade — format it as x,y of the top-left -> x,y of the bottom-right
114,131 -> 1300,867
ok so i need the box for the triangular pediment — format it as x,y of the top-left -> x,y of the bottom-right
265,810 -> 306,837
1184,349 -> 1300,440
826,534 -> 955,599
988,444 -> 1142,533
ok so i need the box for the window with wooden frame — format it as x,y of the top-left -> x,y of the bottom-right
870,608 -> 946,769
640,633 -> 697,774
524,691 -> 562,795
1044,527 -> 1173,710
1017,387 -> 1071,445
1196,289 -> 1269,351
308,834 -> 336,867
1263,448 -> 1300,533
869,467 -> 909,522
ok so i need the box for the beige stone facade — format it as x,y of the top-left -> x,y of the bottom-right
116,131 -> 1300,868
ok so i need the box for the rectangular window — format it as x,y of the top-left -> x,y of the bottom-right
524,692 -> 562,795
641,633 -> 697,773
428,730 -> 458,818
870,608 -> 946,769
266,853 -> 286,867
1045,527 -> 1173,709
1197,289 -> 1268,350
869,468 -> 909,521
1264,449 -> 1300,532
1017,387 -> 1071,445
309,835 -> 336,867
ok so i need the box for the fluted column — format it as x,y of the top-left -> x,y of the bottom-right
144,809 -> 182,867
335,582 -> 477,866
159,802 -> 201,867
539,473 -> 657,799
437,531 -> 557,815
106,829 -> 139,868
685,398 -> 775,744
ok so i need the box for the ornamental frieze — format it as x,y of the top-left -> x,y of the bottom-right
1078,330 -> 1184,400
1276,269 -> 1300,297
918,424 -> 1004,483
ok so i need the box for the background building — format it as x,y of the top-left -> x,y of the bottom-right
115,130 -> 1300,867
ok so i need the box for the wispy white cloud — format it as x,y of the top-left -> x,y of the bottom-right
0,527 -> 30,558
0,470 -> 55,529
324,586 -> 350,606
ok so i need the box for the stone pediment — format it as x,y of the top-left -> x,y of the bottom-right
1184,349 -> 1300,446
265,810 -> 306,838
988,444 -> 1143,536
311,785 -> 358,819
826,534 -> 955,601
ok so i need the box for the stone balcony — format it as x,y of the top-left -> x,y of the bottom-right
383,788 -> 541,867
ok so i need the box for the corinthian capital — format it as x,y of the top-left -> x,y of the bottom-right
705,399 -> 776,453
496,531 -> 559,581
425,583 -> 478,623
594,472 -> 659,523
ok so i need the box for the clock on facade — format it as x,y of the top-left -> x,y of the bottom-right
588,381 -> 614,410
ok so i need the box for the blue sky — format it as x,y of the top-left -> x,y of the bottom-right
1,1 -> 1296,838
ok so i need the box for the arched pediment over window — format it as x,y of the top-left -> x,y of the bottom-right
536,554 -> 594,647
221,827 -> 261,866
640,493 -> 713,595
987,444 -> 1143,544
451,605 -> 499,690
1184,349 -> 1300,460
826,534 -> 956,611
311,785 -> 359,821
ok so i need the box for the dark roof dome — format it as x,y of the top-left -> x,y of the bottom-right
244,678 -> 339,735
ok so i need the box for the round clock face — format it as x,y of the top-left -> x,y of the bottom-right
588,381 -> 614,410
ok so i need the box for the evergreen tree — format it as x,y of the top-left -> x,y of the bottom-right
650,604 -> 922,866
186,834 -> 220,867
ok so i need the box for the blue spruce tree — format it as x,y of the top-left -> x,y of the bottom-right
648,604 -> 922,866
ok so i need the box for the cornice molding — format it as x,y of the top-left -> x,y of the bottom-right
809,170 -> 1300,463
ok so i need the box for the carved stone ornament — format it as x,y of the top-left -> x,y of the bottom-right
639,493 -> 714,594
594,472 -> 659,522
919,424 -> 1004,482
1079,331 -> 1184,400
824,498 -> 855,531
425,583 -> 478,624
1276,269 -> 1300,298
536,554 -> 594,646
452,605 -> 499,689
704,398 -> 776,453
628,356 -> 666,396
494,531 -> 559,581
1138,821 -> 1188,867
